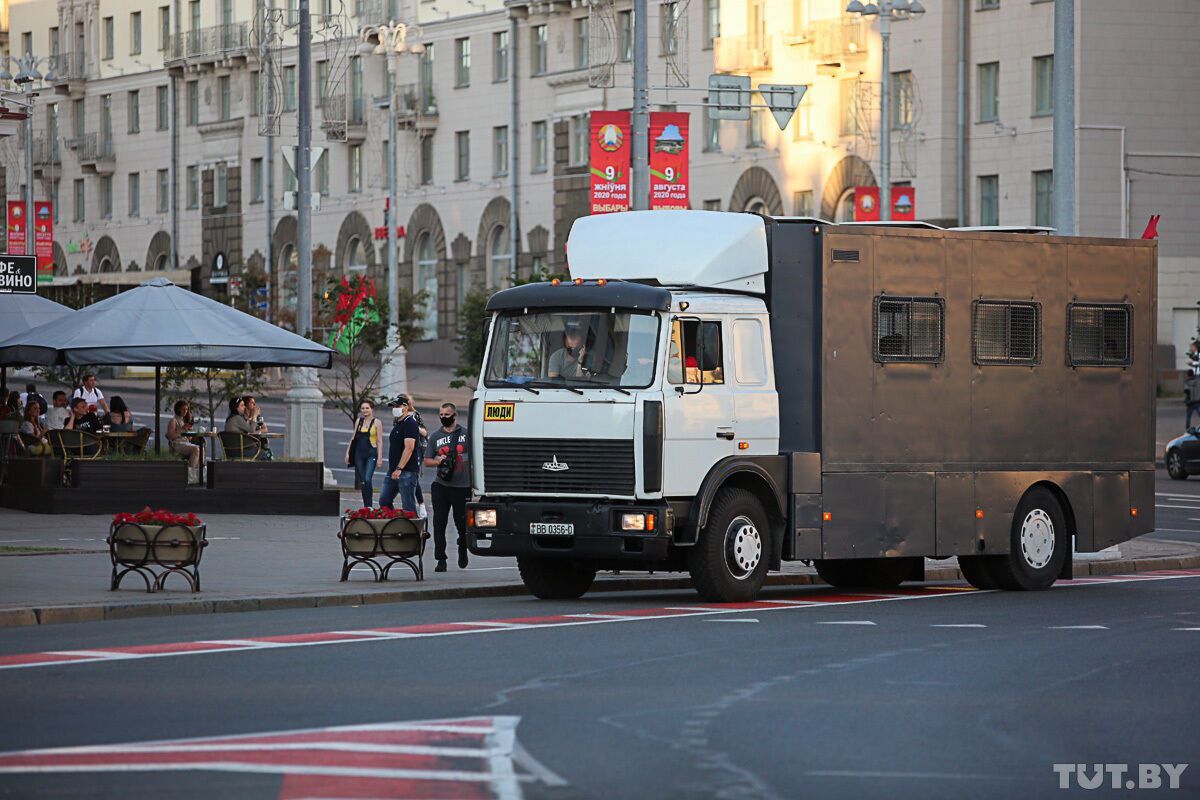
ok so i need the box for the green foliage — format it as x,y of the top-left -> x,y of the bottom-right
161,366 -> 267,429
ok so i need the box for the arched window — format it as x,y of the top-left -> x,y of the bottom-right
99,256 -> 115,273
345,236 -> 367,271
415,233 -> 438,340
488,225 -> 512,288
153,252 -> 169,271
836,188 -> 857,222
744,198 -> 769,216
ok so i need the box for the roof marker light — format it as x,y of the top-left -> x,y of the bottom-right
550,278 -> 561,286
574,278 -> 585,285
975,509 -> 985,519
597,278 -> 608,286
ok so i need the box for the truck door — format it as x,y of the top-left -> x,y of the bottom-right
662,316 -> 738,496
730,316 -> 778,454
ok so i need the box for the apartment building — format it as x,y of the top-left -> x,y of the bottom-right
6,0 -> 1199,364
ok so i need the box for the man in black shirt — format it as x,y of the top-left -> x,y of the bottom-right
379,395 -> 422,513
424,402 -> 471,571
65,397 -> 101,434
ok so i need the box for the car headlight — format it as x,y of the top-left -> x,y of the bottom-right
472,508 -> 498,529
620,512 -> 655,532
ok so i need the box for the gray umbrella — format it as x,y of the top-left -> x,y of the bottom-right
0,292 -> 72,343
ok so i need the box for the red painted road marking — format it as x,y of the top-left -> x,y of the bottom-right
0,717 -> 562,800
1,570 -> 1198,672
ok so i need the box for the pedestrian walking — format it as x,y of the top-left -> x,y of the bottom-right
379,395 -> 421,514
424,402 -> 471,572
1186,371 -> 1200,431
345,399 -> 384,508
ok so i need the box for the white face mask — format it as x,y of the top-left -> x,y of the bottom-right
392,406 -> 405,418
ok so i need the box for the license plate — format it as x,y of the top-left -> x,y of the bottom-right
530,523 -> 574,536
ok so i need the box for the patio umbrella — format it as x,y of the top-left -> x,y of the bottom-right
0,293 -> 73,395
0,278 -> 334,450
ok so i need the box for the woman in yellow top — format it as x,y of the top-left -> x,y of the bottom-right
346,399 -> 384,508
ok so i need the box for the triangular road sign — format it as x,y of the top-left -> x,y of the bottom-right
757,84 -> 808,131
282,146 -> 327,175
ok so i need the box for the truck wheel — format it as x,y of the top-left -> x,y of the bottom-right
687,488 -> 770,602
957,555 -> 1001,590
990,487 -> 1068,591
1167,449 -> 1189,480
814,557 -> 917,589
517,557 -> 596,600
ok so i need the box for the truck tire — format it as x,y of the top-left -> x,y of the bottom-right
990,487 -> 1068,591
687,487 -> 770,602
517,557 -> 596,600
1167,449 -> 1189,480
814,557 -> 918,590
957,555 -> 1001,590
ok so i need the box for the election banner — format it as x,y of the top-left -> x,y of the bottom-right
854,186 -> 880,221
649,111 -> 690,210
891,186 -> 916,221
6,201 -> 25,255
34,201 -> 53,282
589,111 -> 630,214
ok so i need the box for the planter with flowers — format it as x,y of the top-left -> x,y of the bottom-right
108,507 -> 208,593
338,507 -> 427,582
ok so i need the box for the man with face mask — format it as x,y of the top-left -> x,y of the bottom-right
423,402 -> 471,571
379,395 -> 421,514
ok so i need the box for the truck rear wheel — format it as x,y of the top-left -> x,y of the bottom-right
687,488 -> 770,602
814,557 -> 918,590
990,487 -> 1068,591
958,555 -> 1001,590
517,557 -> 596,600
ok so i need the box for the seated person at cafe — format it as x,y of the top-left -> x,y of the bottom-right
20,383 -> 47,417
107,396 -> 134,432
19,403 -> 52,456
1,391 -> 21,420
64,398 -> 102,434
167,400 -> 202,471
44,391 -> 71,430
224,397 -> 255,434
242,394 -> 273,461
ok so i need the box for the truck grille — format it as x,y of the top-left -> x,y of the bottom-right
483,438 -> 635,496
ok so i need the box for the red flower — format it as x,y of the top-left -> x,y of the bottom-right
113,508 -> 202,527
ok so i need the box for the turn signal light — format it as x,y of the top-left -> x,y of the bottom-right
975,509 -> 985,519
737,441 -> 749,450
1131,507 -> 1139,517
822,511 -> 832,522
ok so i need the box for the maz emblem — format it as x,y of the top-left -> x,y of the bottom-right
542,456 -> 570,472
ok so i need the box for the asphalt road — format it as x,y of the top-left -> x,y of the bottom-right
1154,468 -> 1200,545
1,574 -> 1197,799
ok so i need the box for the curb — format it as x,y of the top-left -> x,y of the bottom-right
4,553 -> 1200,629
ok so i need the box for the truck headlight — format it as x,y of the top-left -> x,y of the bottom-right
472,508 -> 498,529
620,512 -> 655,532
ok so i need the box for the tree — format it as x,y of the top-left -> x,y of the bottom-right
161,366 -> 267,429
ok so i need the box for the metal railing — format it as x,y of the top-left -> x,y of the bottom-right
352,0 -> 388,21
713,35 -> 772,72
50,51 -> 87,82
321,93 -> 366,125
77,132 -> 115,163
166,23 -> 250,62
810,18 -> 866,62
33,136 -> 62,166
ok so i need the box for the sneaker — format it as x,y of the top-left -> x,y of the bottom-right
434,560 -> 447,573
458,551 -> 469,569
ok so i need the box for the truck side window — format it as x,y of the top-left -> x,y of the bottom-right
973,300 -> 1042,365
873,296 -> 944,363
669,319 -> 725,385
1068,303 -> 1132,367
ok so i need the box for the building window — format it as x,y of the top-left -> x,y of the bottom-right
349,56 -> 363,122
840,79 -> 858,136
186,165 -> 199,208
488,225 -> 512,288
127,90 -> 140,133
215,163 -> 228,207
128,173 -> 140,217
455,37 -> 470,87
21,31 -> 32,56
101,95 -> 113,144
103,16 -> 114,59
100,175 -> 113,219
250,72 -> 260,116
72,99 -> 85,138
575,18 -> 589,69
317,61 -> 328,101
250,157 -> 263,203
978,0 -> 999,8
1033,55 -> 1053,116
315,151 -> 329,195
347,144 -> 361,192
419,45 -> 435,111
156,168 -> 169,213
130,11 -> 142,55
219,76 -> 231,120
284,66 -> 297,111
74,179 -> 85,222
661,2 -> 680,55
748,108 -> 765,148
890,70 -> 913,129
873,296 -> 945,363
703,199 -> 721,211
493,31 -> 509,82
703,100 -> 720,151
420,135 -> 434,185
186,81 -> 199,125
619,11 -> 633,62
52,181 -> 61,224
532,120 -> 547,172
793,189 -> 813,217
50,27 -> 61,55
493,125 -> 509,177
977,61 -> 999,122
791,102 -> 812,140
189,0 -> 200,30
159,6 -> 170,51
156,85 -> 169,130
286,0 -> 298,25
1067,303 -> 1132,367
1033,169 -> 1053,227
973,300 -> 1041,364
455,130 -> 470,180
979,175 -> 999,225
415,233 -> 438,338
704,0 -> 719,48
285,161 -> 296,192
532,25 -> 547,75
569,115 -> 589,166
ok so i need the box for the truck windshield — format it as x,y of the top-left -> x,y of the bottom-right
485,310 -> 661,389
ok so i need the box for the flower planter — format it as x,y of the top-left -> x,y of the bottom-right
338,514 -> 427,582
108,511 -> 207,592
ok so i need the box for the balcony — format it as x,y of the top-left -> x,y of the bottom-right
810,18 -> 867,66
76,133 -> 116,174
165,23 -> 251,71
395,84 -> 438,132
32,136 -> 62,180
320,94 -> 367,141
351,0 -> 388,23
714,35 -> 773,74
50,51 -> 88,96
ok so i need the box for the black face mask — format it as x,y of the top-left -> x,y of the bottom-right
439,416 -> 456,427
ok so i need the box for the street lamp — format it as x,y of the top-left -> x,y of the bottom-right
0,52 -> 57,256
845,0 -> 924,221
359,21 -> 422,400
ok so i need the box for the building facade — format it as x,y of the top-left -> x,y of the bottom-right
6,0 -> 1199,366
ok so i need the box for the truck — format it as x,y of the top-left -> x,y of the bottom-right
465,210 -> 1157,602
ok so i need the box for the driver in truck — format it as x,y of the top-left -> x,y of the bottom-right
547,320 -> 588,379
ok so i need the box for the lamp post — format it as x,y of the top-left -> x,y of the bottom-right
845,0 -> 924,221
359,22 -> 422,401
0,53 -> 58,255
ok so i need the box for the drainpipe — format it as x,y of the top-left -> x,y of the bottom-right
956,0 -> 966,226
262,0 -> 274,322
509,12 -> 520,278
171,0 -> 180,272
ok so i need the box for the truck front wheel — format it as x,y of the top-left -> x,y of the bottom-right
517,556 -> 596,600
688,488 -> 770,602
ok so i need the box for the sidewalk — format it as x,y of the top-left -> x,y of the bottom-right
2,494 -> 1198,628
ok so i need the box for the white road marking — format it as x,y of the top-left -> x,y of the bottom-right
931,623 -> 987,628
807,769 -> 1025,782
1172,627 -> 1200,631
1048,625 -> 1109,630
704,618 -> 759,624
1155,505 -> 1200,510
817,620 -> 876,626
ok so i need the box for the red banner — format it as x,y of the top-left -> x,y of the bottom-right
891,187 -> 916,221
854,187 -> 880,221
34,201 -> 53,281
6,201 -> 25,255
589,111 -> 630,214
649,112 -> 690,210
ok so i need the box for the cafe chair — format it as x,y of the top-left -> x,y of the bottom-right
119,427 -> 152,455
219,431 -> 264,462
47,428 -> 106,460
